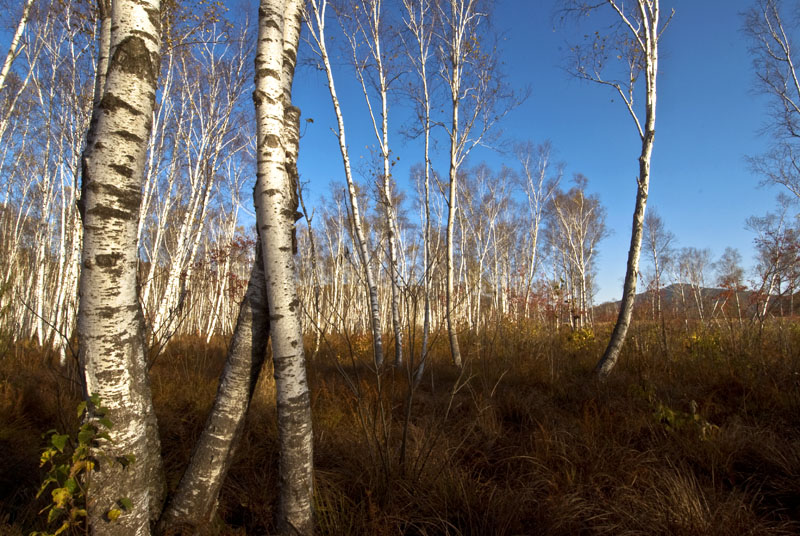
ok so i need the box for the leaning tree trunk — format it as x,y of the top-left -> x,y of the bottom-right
0,0 -> 35,96
595,1 -> 660,378
76,0 -> 165,532
254,0 -> 314,533
158,239 -> 270,533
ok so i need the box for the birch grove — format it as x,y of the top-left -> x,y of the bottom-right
9,0 -> 800,531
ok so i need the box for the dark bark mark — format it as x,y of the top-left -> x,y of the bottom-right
275,392 -> 311,415
252,89 -> 266,106
100,93 -> 141,116
259,13 -> 281,32
144,6 -> 160,35
266,188 -> 280,196
113,130 -> 143,143
111,36 -> 158,87
87,204 -> 134,222
256,68 -> 281,81
130,29 -> 158,45
110,163 -> 134,178
95,253 -> 122,267
86,180 -> 140,214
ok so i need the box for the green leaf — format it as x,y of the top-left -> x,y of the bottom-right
47,506 -> 65,523
77,428 -> 94,446
119,497 -> 133,511
76,400 -> 87,418
98,417 -> 114,430
51,434 -> 69,453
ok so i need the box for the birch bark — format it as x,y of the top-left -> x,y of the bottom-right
159,239 -> 269,533
580,0 -> 669,377
77,0 -> 165,532
305,0 -> 385,367
254,0 -> 315,532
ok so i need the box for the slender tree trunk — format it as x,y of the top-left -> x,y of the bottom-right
306,0 -> 384,367
595,0 -> 661,378
77,0 -> 165,532
0,0 -> 35,96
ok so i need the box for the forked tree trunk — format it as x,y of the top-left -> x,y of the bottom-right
76,0 -> 165,532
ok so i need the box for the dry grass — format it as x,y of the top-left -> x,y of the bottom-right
1,321 -> 799,535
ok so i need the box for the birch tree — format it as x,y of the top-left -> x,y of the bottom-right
159,238 -> 270,533
643,208 -> 673,352
436,0 -> 509,366
515,140 -> 561,317
0,0 -> 35,95
341,0 -> 404,365
566,0 -> 672,377
745,0 -> 800,202
76,0 -> 165,531
305,0 -> 385,367
402,0 -> 434,375
253,0 -> 314,531
544,177 -> 607,329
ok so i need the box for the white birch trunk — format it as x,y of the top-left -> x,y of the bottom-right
306,0 -> 385,367
254,0 -> 314,532
77,0 -> 165,531
596,0 -> 664,377
159,239 -> 270,533
0,0 -> 35,95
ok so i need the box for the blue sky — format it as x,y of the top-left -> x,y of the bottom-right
292,0 -> 780,303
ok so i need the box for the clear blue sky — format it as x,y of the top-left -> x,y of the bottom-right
293,0 -> 779,303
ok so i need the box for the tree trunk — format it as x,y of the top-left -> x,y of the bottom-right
0,0 -> 35,96
446,113 -> 462,365
595,0 -> 661,378
159,239 -> 270,533
306,0 -> 384,367
77,0 -> 165,532
254,0 -> 314,532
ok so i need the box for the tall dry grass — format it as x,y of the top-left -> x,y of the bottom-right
0,321 -> 799,535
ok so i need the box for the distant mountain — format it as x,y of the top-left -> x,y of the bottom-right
594,283 -> 796,321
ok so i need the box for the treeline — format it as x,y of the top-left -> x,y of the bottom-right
2,0 -> 799,367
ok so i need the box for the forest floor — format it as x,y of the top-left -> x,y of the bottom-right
1,321 -> 799,535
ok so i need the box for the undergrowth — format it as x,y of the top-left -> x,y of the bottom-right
0,323 -> 798,535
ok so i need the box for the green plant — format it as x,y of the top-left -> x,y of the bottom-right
653,399 -> 719,441
32,394 -> 134,536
